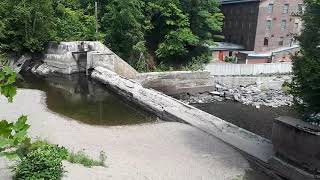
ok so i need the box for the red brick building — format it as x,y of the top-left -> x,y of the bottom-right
212,0 -> 303,64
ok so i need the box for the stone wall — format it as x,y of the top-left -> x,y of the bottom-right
137,71 -> 215,95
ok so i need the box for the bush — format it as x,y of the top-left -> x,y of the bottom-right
224,56 -> 237,63
67,151 -> 106,167
182,54 -> 210,71
14,142 -> 68,180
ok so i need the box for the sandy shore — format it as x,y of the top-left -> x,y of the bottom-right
0,89 -> 250,180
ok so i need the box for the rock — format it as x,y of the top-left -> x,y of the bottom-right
33,64 -> 52,75
209,91 -> 221,96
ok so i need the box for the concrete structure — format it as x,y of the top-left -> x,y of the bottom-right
271,117 -> 320,179
92,67 -> 274,164
137,71 -> 215,95
214,0 -> 303,63
34,41 -> 138,78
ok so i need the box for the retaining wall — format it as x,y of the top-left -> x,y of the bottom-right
137,71 -> 215,95
205,63 -> 292,76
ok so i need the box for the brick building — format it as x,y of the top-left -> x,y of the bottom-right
212,0 -> 303,64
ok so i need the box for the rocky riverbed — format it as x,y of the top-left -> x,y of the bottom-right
179,83 -> 293,108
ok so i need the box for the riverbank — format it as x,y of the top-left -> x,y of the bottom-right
0,89 -> 252,180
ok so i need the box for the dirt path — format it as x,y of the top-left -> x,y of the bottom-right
0,89 -> 250,180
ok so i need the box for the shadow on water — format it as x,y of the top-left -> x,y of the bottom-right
17,72 -> 155,126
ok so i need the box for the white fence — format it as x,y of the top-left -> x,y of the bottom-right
205,63 -> 292,76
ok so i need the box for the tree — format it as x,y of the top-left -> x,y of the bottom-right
101,0 -> 150,66
53,2 -> 98,42
290,0 -> 320,122
0,0 -> 56,52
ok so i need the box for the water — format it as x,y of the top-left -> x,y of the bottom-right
193,101 -> 299,139
17,72 -> 155,126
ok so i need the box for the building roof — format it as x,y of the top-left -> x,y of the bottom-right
240,45 -> 300,58
219,0 -> 260,4
208,42 -> 245,51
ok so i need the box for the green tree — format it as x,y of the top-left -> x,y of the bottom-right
101,0 -> 150,65
0,0 -> 56,52
290,0 -> 320,122
180,0 -> 224,45
53,2 -> 98,42
146,0 -> 199,60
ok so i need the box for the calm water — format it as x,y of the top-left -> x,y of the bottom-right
193,101 -> 299,139
18,72 -> 155,126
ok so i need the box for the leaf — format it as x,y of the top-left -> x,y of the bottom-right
14,115 -> 29,132
0,120 -> 13,137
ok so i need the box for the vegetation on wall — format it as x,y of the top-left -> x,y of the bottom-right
290,0 -> 320,123
0,0 -> 224,71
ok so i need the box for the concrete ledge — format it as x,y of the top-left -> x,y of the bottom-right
269,157 -> 320,180
137,71 -> 215,95
91,67 -> 274,163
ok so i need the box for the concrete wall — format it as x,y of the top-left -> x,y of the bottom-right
205,62 -> 292,76
41,41 -> 138,78
137,71 -> 215,95
214,75 -> 291,90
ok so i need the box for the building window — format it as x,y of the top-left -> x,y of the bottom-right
264,37 -> 269,46
268,4 -> 274,14
250,7 -> 255,14
283,4 -> 289,14
281,20 -> 287,31
266,20 -> 272,30
279,37 -> 284,46
298,4 -> 304,13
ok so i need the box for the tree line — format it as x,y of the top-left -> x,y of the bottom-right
0,0 -> 224,71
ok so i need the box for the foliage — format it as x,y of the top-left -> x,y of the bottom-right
147,0 -> 199,59
290,0 -> 320,122
67,151 -> 106,167
0,0 -> 223,69
180,0 -> 224,45
53,1 -> 100,42
0,0 -> 56,52
101,0 -> 150,64
182,54 -> 210,71
0,66 -> 17,102
14,141 -> 68,180
224,56 -> 238,63
0,116 -> 31,160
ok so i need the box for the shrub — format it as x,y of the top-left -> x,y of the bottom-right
224,56 -> 237,63
67,151 -> 106,167
14,142 -> 68,180
182,54 -> 210,71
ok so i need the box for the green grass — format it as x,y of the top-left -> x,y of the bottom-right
67,151 -> 106,167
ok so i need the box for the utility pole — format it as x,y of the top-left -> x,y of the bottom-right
95,0 -> 98,40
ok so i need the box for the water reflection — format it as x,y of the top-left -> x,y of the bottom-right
18,73 -> 155,126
